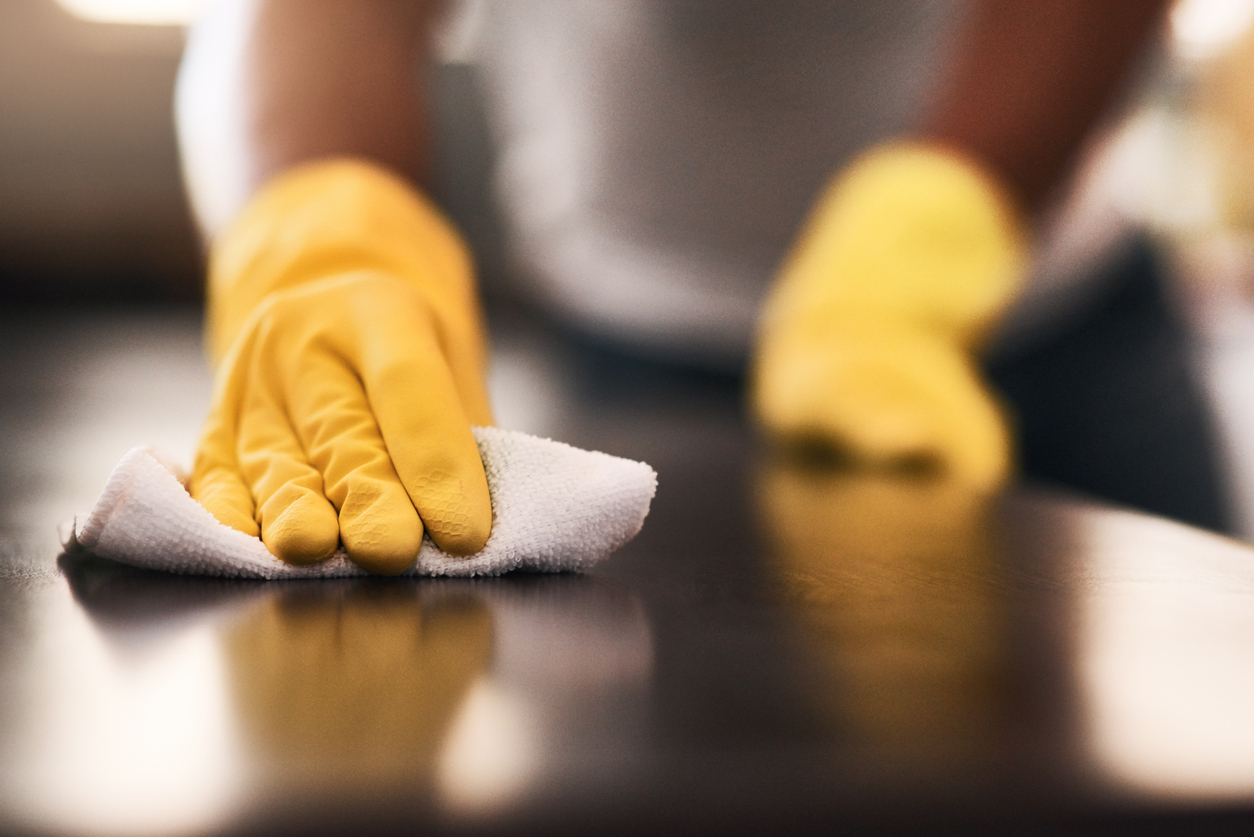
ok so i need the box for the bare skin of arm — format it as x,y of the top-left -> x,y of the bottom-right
921,0 -> 1172,214
177,0 -> 441,240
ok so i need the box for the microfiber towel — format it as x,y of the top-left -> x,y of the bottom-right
69,427 -> 658,579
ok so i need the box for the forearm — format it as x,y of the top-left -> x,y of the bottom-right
921,0 -> 1170,213
177,0 -> 440,240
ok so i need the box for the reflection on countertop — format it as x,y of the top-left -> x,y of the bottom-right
4,309 -> 1254,834
5,554 -> 652,835
757,463 -> 1012,758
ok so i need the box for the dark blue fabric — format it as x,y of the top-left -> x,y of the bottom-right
988,237 -> 1233,533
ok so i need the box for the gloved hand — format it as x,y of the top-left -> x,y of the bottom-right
191,159 -> 494,575
752,142 -> 1027,489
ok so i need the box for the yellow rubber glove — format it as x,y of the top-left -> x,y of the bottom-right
752,142 -> 1028,489
191,159 -> 494,575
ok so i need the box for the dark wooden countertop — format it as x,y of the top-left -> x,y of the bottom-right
3,308 -> 1254,836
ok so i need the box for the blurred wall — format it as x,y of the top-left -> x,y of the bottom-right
0,0 -> 200,303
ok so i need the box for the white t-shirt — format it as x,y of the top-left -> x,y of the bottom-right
471,1 -> 969,366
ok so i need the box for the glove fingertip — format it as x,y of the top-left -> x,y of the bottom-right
262,488 -> 340,565
340,482 -> 425,575
425,502 -> 492,558
205,499 -> 261,538
192,472 -> 260,538
398,442 -> 493,558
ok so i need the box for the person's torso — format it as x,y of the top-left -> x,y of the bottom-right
473,0 -> 966,367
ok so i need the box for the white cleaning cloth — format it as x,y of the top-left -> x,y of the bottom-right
70,427 -> 657,579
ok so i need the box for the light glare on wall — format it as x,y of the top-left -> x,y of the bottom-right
54,0 -> 208,26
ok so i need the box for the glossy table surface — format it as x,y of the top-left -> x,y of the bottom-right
3,309 -> 1254,836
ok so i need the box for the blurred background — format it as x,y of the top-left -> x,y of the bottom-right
0,0 -> 509,305
0,0 -> 204,303
9,0 -> 1254,532
10,0 -> 1254,309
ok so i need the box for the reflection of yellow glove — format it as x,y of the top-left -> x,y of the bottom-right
227,586 -> 492,790
752,142 -> 1027,489
191,159 -> 494,574
755,460 -> 1005,748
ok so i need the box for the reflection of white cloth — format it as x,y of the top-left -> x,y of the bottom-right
475,0 -> 965,366
69,427 -> 657,579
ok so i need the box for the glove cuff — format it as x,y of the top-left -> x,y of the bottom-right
760,141 -> 1028,349
206,158 -> 485,367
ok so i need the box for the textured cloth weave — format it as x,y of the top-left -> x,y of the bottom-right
70,427 -> 657,579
